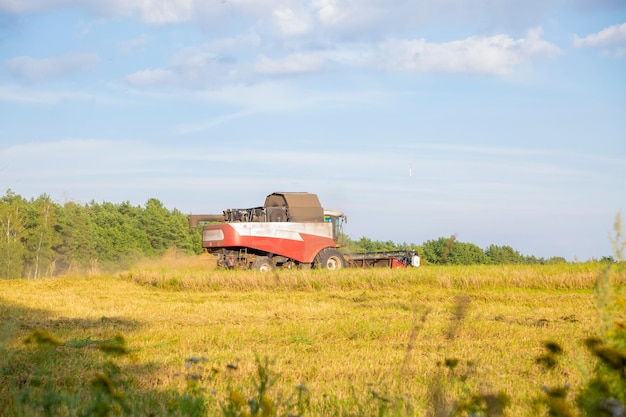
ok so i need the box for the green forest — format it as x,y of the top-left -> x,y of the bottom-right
0,190 -> 602,279
0,190 -> 201,279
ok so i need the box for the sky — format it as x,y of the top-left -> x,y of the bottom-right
0,0 -> 625,261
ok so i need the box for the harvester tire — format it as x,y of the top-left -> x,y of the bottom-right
314,248 -> 345,270
252,256 -> 275,272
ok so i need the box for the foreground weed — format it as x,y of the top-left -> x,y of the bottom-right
535,212 -> 626,417
432,358 -> 510,417
166,356 -> 214,416
23,329 -> 62,347
576,213 -> 625,417
9,330 -> 132,417
168,355 -> 311,417
425,295 -> 511,417
220,355 -> 310,417
533,340 -> 576,417
81,362 -> 130,417
82,335 -> 132,417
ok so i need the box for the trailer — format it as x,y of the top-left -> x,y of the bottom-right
189,192 -> 420,271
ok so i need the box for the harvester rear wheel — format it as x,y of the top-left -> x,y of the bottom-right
314,248 -> 345,270
252,256 -> 275,272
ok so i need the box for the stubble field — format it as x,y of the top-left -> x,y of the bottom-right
0,259 -> 622,416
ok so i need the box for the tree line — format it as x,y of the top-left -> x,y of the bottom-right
0,190 -> 201,279
341,234 -> 575,265
1,190 -> 603,278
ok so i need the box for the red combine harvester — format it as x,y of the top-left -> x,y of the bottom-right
189,192 -> 420,271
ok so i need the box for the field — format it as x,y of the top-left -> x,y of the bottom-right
1,259 -> 624,416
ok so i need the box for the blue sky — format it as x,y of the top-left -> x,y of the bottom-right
1,0 -> 625,261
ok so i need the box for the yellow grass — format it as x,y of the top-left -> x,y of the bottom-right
0,260 -> 623,416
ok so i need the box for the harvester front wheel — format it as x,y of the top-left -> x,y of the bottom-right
314,248 -> 345,270
252,256 -> 275,272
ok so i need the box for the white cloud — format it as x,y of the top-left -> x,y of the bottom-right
313,0 -> 400,33
574,22 -> 626,47
5,53 -> 100,83
125,26 -> 560,90
0,0 -> 54,13
0,0 -> 567,36
309,0 -> 570,39
0,84 -> 108,104
314,0 -> 341,26
126,34 -> 261,88
376,27 -> 560,75
253,26 -> 560,76
0,0 -> 216,23
126,62 -> 241,89
272,6 -> 312,35
133,0 -> 194,23
574,22 -> 626,55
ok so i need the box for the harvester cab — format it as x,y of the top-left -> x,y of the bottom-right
323,209 -> 346,245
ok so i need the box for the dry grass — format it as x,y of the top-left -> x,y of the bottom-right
0,260 -> 622,416
122,260 -> 611,291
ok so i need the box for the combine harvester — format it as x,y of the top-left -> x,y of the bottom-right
189,192 -> 420,271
